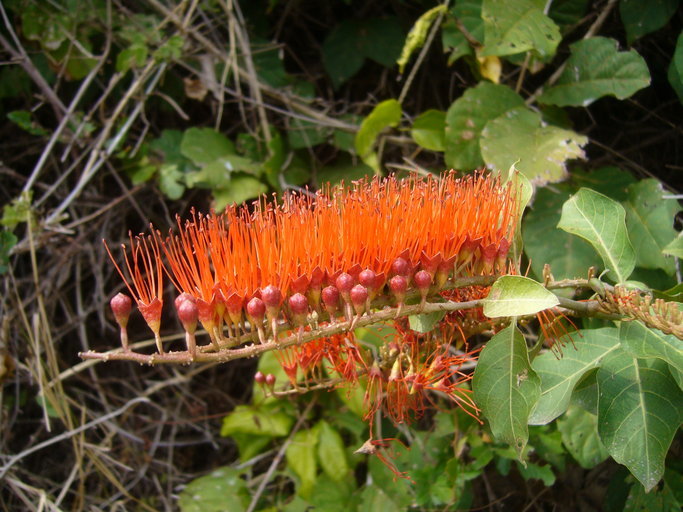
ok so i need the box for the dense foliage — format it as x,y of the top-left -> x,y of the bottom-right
1,0 -> 682,510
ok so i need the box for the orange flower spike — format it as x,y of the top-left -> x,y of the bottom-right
104,234 -> 165,353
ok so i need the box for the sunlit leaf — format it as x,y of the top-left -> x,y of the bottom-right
481,107 -> 587,184
482,275 -> 559,318
619,321 -> 683,378
316,420 -> 350,481
354,99 -> 402,173
178,467 -> 249,512
481,0 -> 561,57
558,188 -> 636,283
220,404 -> 293,437
530,328 -> 621,424
286,428 -> 319,499
397,5 -> 447,73
213,174 -> 267,210
181,127 -> 235,165
411,109 -> 446,151
538,37 -> 650,107
444,82 -> 524,170
473,325 -> 541,458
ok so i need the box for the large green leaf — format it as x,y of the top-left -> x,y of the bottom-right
354,99 -> 402,173
212,174 -> 268,211
482,275 -> 559,318
619,321 -> 683,377
557,405 -> 610,469
549,0 -> 590,29
178,467 -> 249,512
452,0 -> 485,43
597,351 -> 683,491
530,328 -> 621,424
480,107 -> 587,184
620,0 -> 680,44
669,33 -> 683,104
444,82 -> 524,170
481,0 -> 561,57
558,188 -> 636,283
538,37 -> 651,107
623,179 -> 680,275
473,325 -> 541,458
663,233 -> 683,259
523,186 -> 599,280
286,428 -> 319,499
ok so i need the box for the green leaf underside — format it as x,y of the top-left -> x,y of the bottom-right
523,186 -> 599,280
620,0 -> 680,44
480,107 -> 587,185
597,351 -> 683,491
530,327 -> 621,424
473,325 -> 541,458
482,275 -> 559,318
557,405 -> 610,469
409,310 -> 447,333
445,82 -> 524,170
538,37 -> 651,107
481,0 -> 561,57
622,179 -> 680,275
619,321 -> 683,377
558,188 -> 636,283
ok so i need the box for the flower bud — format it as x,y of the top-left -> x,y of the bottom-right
335,273 -> 354,302
265,373 -> 276,388
389,275 -> 407,304
254,370 -> 266,385
247,297 -> 266,322
391,257 -> 410,277
110,293 -> 132,327
350,284 -> 368,316
177,298 -> 198,334
288,293 -> 309,326
322,286 -> 341,318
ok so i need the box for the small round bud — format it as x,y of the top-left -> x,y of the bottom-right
288,293 -> 309,315
359,269 -> 376,289
246,297 -> 266,320
389,275 -> 408,295
174,292 -> 195,311
413,270 -> 432,292
335,273 -> 354,295
322,286 -> 340,307
265,373 -> 276,388
261,285 -> 282,308
350,284 -> 368,306
177,298 -> 199,333
254,371 -> 266,384
110,293 -> 132,325
391,257 -> 410,277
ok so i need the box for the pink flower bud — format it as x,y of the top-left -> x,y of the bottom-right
110,293 -> 132,327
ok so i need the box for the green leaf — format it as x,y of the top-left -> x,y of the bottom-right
287,118 -> 331,149
663,233 -> 683,259
0,230 -> 17,274
231,433 -> 272,463
452,0 -> 485,43
481,0 -> 561,57
480,107 -> 587,184
516,460 -> 556,486
178,467 -> 249,512
620,0 -> 679,44
623,179 -> 680,275
482,275 -> 559,318
116,43 -> 148,73
411,109 -> 446,151
597,351 -> 683,491
357,485 -> 400,512
523,186 -> 599,280
624,473 -> 683,512
473,325 -> 541,458
322,18 -> 404,89
409,310 -> 447,333
549,0 -> 590,29
1,191 -> 33,230
669,33 -> 683,104
441,18 -> 474,65
354,99 -> 402,173
316,420 -> 349,481
619,321 -> 683,377
7,110 -> 48,136
158,164 -> 185,200
213,174 -> 268,211
181,127 -> 235,165
558,188 -> 636,283
397,5 -> 447,73
220,404 -> 294,437
556,404 -> 610,469
571,166 -> 637,202
286,428 -> 319,499
444,82 -> 524,170
530,327 -> 621,424
538,37 -> 651,107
